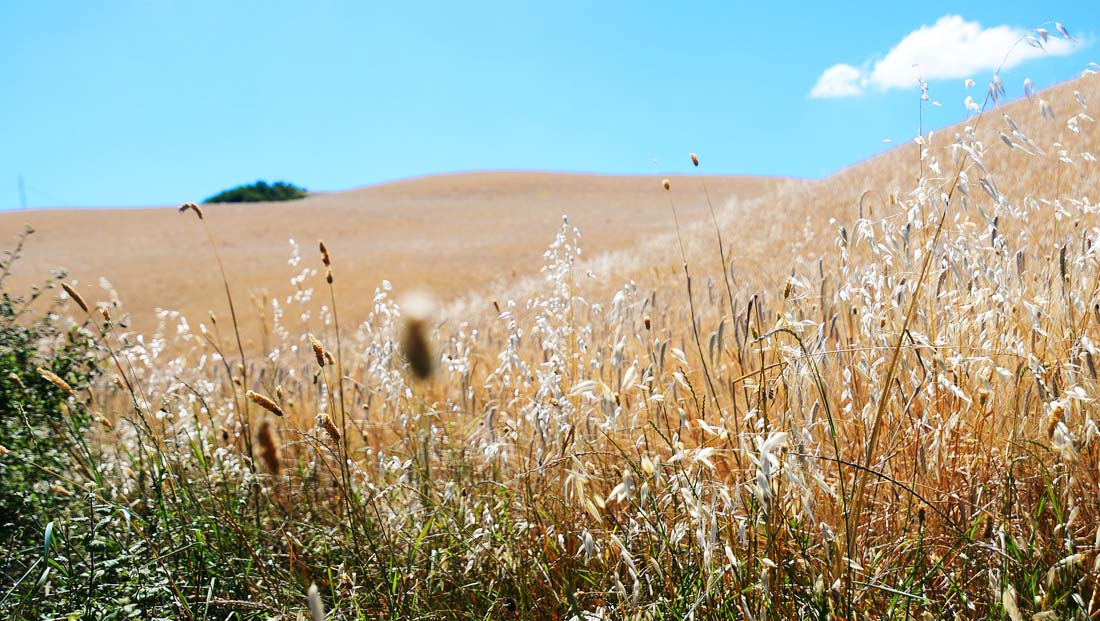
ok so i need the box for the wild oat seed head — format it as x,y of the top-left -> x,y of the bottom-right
178,202 -> 204,219
99,306 -> 111,322
690,153 -> 699,167
61,283 -> 89,313
247,390 -> 285,417
662,178 -> 671,191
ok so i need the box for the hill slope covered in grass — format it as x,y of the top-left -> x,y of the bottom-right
0,173 -> 790,338
2,69 -> 1100,619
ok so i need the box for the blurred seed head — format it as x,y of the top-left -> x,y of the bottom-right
306,583 -> 325,621
662,178 -> 671,191
257,420 -> 280,473
690,152 -> 699,167
400,291 -> 436,380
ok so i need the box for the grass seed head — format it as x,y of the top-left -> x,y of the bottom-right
247,390 -> 285,417
36,368 -> 73,394
308,333 -> 326,367
400,291 -> 436,380
662,178 -> 671,191
257,420 -> 281,473
61,283 -> 89,313
318,413 -> 341,444
306,584 -> 325,621
178,202 -> 204,219
690,152 -> 699,167
319,240 -> 331,267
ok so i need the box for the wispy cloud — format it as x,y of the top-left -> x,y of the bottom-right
810,15 -> 1079,98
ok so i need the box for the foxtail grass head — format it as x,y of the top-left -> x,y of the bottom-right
247,390 -> 284,417
308,333 -> 327,368
61,283 -> 89,314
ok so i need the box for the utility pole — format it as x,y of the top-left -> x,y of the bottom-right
17,174 -> 27,209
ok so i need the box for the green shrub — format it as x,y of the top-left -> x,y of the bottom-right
204,180 -> 307,204
0,227 -> 102,612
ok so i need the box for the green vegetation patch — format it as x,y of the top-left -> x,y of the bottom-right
204,180 -> 307,204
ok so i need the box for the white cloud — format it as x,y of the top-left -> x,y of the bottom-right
810,63 -> 866,98
810,15 -> 1079,98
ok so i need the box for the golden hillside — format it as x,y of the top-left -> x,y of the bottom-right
0,172 -> 790,337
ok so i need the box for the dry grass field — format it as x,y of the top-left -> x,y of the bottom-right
0,172 -> 791,338
3,64 -> 1100,619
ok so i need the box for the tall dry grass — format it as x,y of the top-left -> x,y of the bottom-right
3,43 -> 1100,620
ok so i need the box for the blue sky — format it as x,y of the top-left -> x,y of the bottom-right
0,1 -> 1095,209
